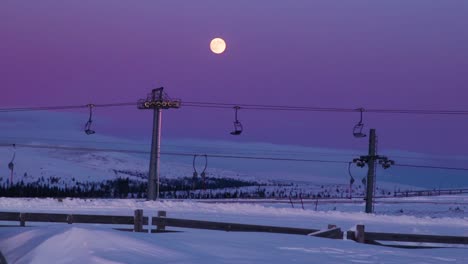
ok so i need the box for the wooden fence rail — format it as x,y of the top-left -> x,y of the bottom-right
365,232 -> 468,244
0,211 -> 148,230
347,224 -> 468,246
152,216 -> 321,236
0,210 -> 338,238
2,211 -> 468,247
394,188 -> 468,198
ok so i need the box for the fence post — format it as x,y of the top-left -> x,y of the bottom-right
157,210 -> 166,231
134,209 -> 143,232
67,214 -> 74,224
19,213 -> 26,227
356,224 -> 365,243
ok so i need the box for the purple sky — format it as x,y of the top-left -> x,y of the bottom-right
1,1 -> 467,155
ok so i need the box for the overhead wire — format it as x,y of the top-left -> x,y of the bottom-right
1,100 -> 468,115
2,100 -> 468,173
4,135 -> 467,163
0,143 -> 355,164
0,102 -> 137,113
182,101 -> 468,115
0,136 -> 363,157
7,136 -> 467,163
5,136 -> 466,164
1,143 -> 468,172
393,164 -> 468,172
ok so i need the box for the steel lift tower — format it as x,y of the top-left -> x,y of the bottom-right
352,129 -> 395,213
138,88 -> 180,200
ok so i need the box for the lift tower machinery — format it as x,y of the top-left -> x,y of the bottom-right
138,88 -> 180,200
352,129 -> 395,213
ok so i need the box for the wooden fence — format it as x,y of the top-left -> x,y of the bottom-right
0,210 -> 334,237
1,210 -> 467,248
394,188 -> 468,198
153,216 -> 319,235
0,211 -> 148,231
347,224 -> 468,245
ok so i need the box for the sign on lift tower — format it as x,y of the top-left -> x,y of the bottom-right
138,88 -> 180,200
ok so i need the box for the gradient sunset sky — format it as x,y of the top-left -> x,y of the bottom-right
1,1 -> 467,155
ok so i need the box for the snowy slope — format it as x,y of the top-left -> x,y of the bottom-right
1,226 -> 467,264
1,111 -> 467,189
0,196 -> 467,263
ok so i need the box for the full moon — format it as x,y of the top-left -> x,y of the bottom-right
210,38 -> 226,54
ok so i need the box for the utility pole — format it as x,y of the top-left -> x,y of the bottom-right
351,128 -> 394,213
365,129 -> 377,213
138,88 -> 180,200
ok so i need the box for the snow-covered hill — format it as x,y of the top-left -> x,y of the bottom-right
1,111 -> 467,190
0,195 -> 467,263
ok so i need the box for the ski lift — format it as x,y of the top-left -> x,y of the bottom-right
192,155 -> 201,178
230,106 -> 243,135
8,144 -> 15,171
84,104 -> 96,135
8,144 -> 16,186
353,108 -> 366,138
348,162 -> 355,185
200,155 -> 208,190
192,155 -> 208,190
347,162 -> 356,199
192,155 -> 200,190
379,159 -> 395,169
353,158 -> 366,168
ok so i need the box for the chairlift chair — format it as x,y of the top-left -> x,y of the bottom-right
230,106 -> 243,135
8,144 -> 15,186
353,108 -> 366,138
231,121 -> 243,135
84,104 -> 96,135
200,155 -> 208,190
8,160 -> 14,171
8,144 -> 15,171
192,155 -> 199,190
192,155 -> 208,190
348,162 -> 355,185
361,177 -> 367,186
192,154 -> 198,175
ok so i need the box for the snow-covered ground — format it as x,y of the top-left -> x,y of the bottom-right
1,225 -> 466,264
1,195 -> 467,263
1,112 -> 468,263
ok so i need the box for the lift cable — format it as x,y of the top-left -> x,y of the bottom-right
393,164 -> 468,171
1,143 -> 468,171
0,102 -> 137,113
182,101 -> 468,115
0,135 -> 362,157
1,101 -> 468,116
3,135 -> 466,163
0,143 -> 353,164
